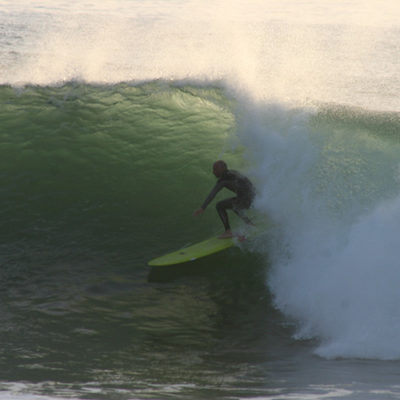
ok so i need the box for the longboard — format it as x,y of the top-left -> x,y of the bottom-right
148,235 -> 239,266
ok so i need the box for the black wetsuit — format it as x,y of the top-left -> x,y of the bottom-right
201,169 -> 255,230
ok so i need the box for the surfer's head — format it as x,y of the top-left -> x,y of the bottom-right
213,160 -> 227,178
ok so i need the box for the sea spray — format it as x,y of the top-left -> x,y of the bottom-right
237,98 -> 400,359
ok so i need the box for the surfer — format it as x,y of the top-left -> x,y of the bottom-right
193,160 -> 255,238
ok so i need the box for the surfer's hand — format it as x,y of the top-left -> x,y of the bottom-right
193,208 -> 204,216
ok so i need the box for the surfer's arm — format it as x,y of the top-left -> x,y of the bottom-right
193,207 -> 204,216
200,181 -> 224,210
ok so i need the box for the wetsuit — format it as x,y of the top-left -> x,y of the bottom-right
201,169 -> 255,230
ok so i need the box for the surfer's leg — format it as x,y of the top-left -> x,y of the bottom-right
236,212 -> 254,226
216,198 -> 235,233
233,197 -> 255,226
234,208 -> 254,225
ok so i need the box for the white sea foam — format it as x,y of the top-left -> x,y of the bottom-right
239,98 -> 400,360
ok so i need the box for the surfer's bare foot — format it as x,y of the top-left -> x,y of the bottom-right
219,230 -> 233,239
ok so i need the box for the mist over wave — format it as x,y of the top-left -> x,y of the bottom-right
3,0 -> 400,110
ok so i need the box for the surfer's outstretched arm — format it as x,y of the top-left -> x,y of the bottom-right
193,207 -> 204,216
193,181 -> 224,216
200,182 -> 224,210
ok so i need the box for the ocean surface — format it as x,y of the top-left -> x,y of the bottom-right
2,1 -> 400,399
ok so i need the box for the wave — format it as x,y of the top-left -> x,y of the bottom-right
2,80 -> 400,359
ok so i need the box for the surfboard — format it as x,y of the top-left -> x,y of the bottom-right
148,235 -> 239,266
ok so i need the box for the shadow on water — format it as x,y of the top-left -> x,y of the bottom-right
146,246 -> 289,344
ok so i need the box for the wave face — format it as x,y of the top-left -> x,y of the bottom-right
0,83 -> 237,261
3,81 -> 400,360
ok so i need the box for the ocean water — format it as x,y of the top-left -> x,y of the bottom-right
2,1 -> 400,399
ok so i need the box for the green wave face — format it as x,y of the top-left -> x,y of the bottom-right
2,81 -> 400,268
0,83 -> 239,261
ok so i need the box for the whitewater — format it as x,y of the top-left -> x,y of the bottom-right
2,0 -> 400,399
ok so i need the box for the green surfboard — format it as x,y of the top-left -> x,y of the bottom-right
148,235 -> 238,266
